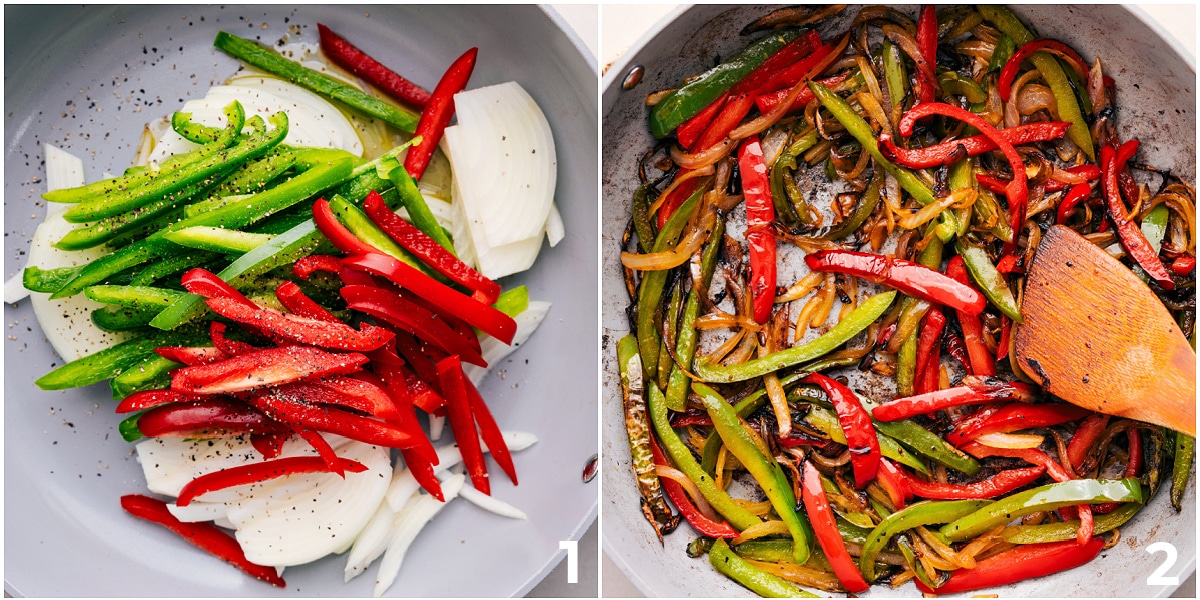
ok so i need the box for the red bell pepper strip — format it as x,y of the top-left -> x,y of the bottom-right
913,308 -> 945,396
137,398 -> 286,438
806,249 -> 985,315
1067,413 -> 1111,471
754,71 -> 848,115
900,102 -> 1028,254
404,47 -> 477,181
341,284 -> 486,367
120,494 -> 286,587
947,403 -> 1090,445
316,23 -> 430,109
313,198 -> 380,256
289,426 -> 347,477
915,6 -> 938,93
251,431 -> 290,459
900,463 -> 1045,500
342,252 -> 517,344
999,38 -> 1091,102
945,256 -> 994,376
275,281 -> 339,323
756,38 -> 834,95
362,191 -> 500,304
1101,142 -> 1175,289
738,135 -> 777,325
176,455 -> 368,507
180,268 -> 258,311
208,322 -> 256,356
996,315 -> 1013,361
676,94 -> 726,150
1056,183 -> 1093,225
172,346 -> 368,395
204,295 -> 393,352
960,441 -> 1074,482
670,411 -> 714,428
996,254 -> 1021,274
391,330 -> 442,392
879,121 -> 1071,169
874,377 -> 1038,422
116,389 -> 197,414
403,366 -> 446,414
368,342 -> 443,499
649,435 -> 738,538
943,332 -> 972,374
875,458 -> 912,509
436,356 -> 490,494
914,537 -> 1104,594
293,254 -> 344,279
247,391 -> 417,450
265,376 -> 401,421
463,375 -> 518,485
800,460 -> 870,592
1171,255 -> 1196,275
803,373 -> 880,488
978,164 -> 1097,196
155,346 -> 228,366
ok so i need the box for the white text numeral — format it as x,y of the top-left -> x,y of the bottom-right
1147,542 -> 1179,586
559,540 -> 579,584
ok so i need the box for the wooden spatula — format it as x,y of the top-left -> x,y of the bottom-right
1015,225 -> 1195,436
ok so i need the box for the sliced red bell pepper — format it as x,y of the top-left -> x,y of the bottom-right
313,198 -> 380,256
960,441 -> 1073,482
875,458 -> 912,509
1067,413 -> 1111,471
946,256 -> 994,376
899,103 -> 1028,254
806,249 -> 985,315
265,376 -> 401,421
943,332 -> 972,374
754,71 -> 849,115
291,427 -> 346,477
120,494 -> 286,587
916,6 -> 938,72
137,398 -> 286,438
209,322 -> 256,356
369,351 -> 443,500
996,315 -> 1013,361
1171,255 -> 1196,275
293,254 -> 344,280
676,94 -> 726,150
274,281 -> 339,323
756,38 -> 835,95
392,331 -> 442,393
250,431 -> 290,459
155,346 -> 228,366
403,366 -> 446,414
800,460 -> 870,592
999,38 -> 1091,102
914,537 -> 1103,594
404,47 -> 477,181
899,463 -> 1045,500
116,389 -> 197,414
171,346 -> 368,395
204,296 -> 393,352
436,355 -> 490,495
316,23 -> 430,109
803,373 -> 880,488
180,268 -> 258,310
738,135 -> 777,325
913,308 -> 946,396
1101,142 -> 1175,289
649,435 -> 737,538
947,403 -> 1090,445
176,455 -> 368,507
247,392 -> 417,450
874,377 -> 1038,422
342,252 -> 517,344
341,284 -> 486,366
879,121 -> 1071,169
463,375 -> 518,486
669,410 -> 714,428
995,253 -> 1021,274
362,191 -> 500,304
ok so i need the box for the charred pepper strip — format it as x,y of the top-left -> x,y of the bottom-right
1101,141 -> 1175,289
879,121 -> 1070,169
898,464 -> 1045,500
618,335 -> 679,539
802,373 -> 880,489
800,404 -> 931,475
695,383 -> 813,563
1002,502 -> 1141,544
1172,434 -> 1194,512
664,218 -> 724,412
800,460 -> 869,593
851,392 -> 982,475
316,23 -> 430,109
176,456 -> 368,506
947,403 -> 1090,445
956,240 -> 1022,321
120,494 -> 286,586
999,38 -> 1090,102
945,255 -> 995,375
805,250 -> 985,315
915,537 -> 1104,594
939,478 -> 1144,542
859,499 -> 993,582
637,187 -> 704,380
709,539 -> 819,598
693,290 -> 896,383
740,135 -> 777,325
873,377 -> 1037,421
649,436 -> 729,538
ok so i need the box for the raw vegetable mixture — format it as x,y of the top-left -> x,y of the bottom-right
14,21 -> 559,596
617,5 -> 1195,596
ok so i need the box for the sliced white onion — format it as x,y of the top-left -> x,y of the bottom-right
546,203 -> 565,247
428,414 -> 446,442
166,500 -> 229,523
373,472 -> 466,597
463,301 -> 551,386
975,432 -> 1046,449
385,431 -> 538,511
459,483 -> 527,520
344,497 -> 400,582
5,271 -> 29,304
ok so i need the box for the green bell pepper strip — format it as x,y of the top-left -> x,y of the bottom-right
328,195 -> 430,274
825,171 -> 882,241
1171,434 -> 1194,512
492,286 -> 529,318
1002,502 -> 1141,544
649,29 -> 804,139
988,33 -> 1016,73
23,265 -> 82,294
34,328 -> 205,390
700,372 -> 810,475
809,81 -> 960,235
956,239 -> 1022,322
978,5 -> 1093,160
163,227 -> 275,255
382,161 -> 456,254
694,290 -> 897,383
658,283 -> 684,391
695,383 -> 814,564
709,539 -> 819,598
853,390 -> 981,475
84,285 -> 184,310
859,499 -> 992,582
664,218 -> 724,412
896,329 -> 918,397
949,158 -> 975,238
647,381 -> 761,531
617,335 -> 678,537
171,111 -> 228,144
52,148 -> 349,300
128,251 -> 218,287
882,40 -> 907,110
734,518 -> 873,563
184,150 -> 302,218
938,71 -> 987,104
1141,204 -> 1171,255
636,187 -> 704,380
118,412 -> 145,442
110,355 -> 181,400
92,306 -> 158,331
62,104 -> 263,222
940,478 -> 1144,542
770,127 -> 819,228
802,404 -> 929,476
630,182 -> 658,253
213,31 -> 419,133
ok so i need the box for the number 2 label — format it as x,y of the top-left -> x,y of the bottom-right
1146,542 -> 1179,586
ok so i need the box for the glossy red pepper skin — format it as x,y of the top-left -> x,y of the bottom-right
1172,255 -> 1196,275
960,442 -> 1073,482
291,427 -> 346,476
341,284 -> 487,367
806,249 -> 985,315
899,464 -> 1045,500
754,71 -> 850,115
803,373 -> 880,488
436,356 -> 490,495
403,365 -> 446,413
879,122 -> 1070,169
915,538 -> 1103,594
875,458 -> 912,509
1055,183 -> 1093,225
738,135 -> 777,325
116,389 -> 195,414
404,47 -> 477,181
264,376 -> 401,421
120,494 -> 286,587
996,315 -> 1013,360
800,460 -> 870,592
274,281 -> 339,323
251,431 -> 290,459
1101,142 -> 1175,289
1066,414 -> 1111,470
312,199 -> 380,256
946,255 -> 995,376
156,346 -> 228,366
999,38 -> 1090,102
874,378 -> 1037,422
204,295 -> 393,352
913,308 -> 945,396
464,375 -> 518,485
676,94 -> 726,150
947,403 -> 1090,445
943,332 -> 972,374
659,93 -> 757,228
248,391 -> 417,450
390,331 -> 442,393
362,191 -> 500,304
208,322 -> 256,356
293,254 -> 344,279
137,398 -> 286,438
176,456 -> 368,506
171,346 -> 368,395
342,252 -> 517,344
368,343 -> 443,499
180,269 -> 258,311
316,23 -> 430,109
649,436 -> 738,538
915,5 -> 938,98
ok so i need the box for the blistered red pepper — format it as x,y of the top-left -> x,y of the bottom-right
914,538 -> 1103,595
738,135 -> 777,325
945,256 -> 994,376
803,373 -> 880,488
960,441 -> 1073,482
874,377 -> 1037,422
317,23 -> 430,109
806,249 -> 985,315
899,463 -> 1045,500
913,308 -> 945,396
947,403 -> 1090,445
879,121 -> 1070,169
1067,413 -> 1112,471
649,436 -> 738,538
404,47 -> 477,181
1101,141 -> 1175,289
875,458 -> 912,509
753,71 -> 850,115
176,456 -> 368,506
999,38 -> 1090,102
801,460 -> 870,593
1171,255 -> 1196,275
